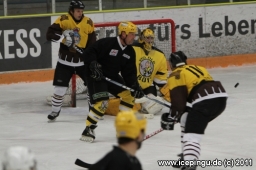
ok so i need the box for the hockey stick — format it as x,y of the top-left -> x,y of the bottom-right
75,158 -> 92,168
143,128 -> 164,141
75,128 -> 165,168
43,33 -> 64,44
72,44 -> 171,109
103,76 -> 171,109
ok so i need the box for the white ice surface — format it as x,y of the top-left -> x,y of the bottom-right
0,65 -> 256,170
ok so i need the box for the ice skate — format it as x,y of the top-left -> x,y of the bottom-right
181,165 -> 197,170
172,153 -> 183,169
47,110 -> 60,122
80,124 -> 97,143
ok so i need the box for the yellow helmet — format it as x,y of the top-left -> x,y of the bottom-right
115,110 -> 147,139
140,28 -> 155,51
118,21 -> 137,35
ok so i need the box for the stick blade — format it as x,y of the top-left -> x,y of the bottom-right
75,159 -> 92,168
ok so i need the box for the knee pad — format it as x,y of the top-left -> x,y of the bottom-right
54,86 -> 68,97
180,112 -> 188,127
183,133 -> 203,143
95,100 -> 109,113
117,90 -> 134,106
105,98 -> 120,116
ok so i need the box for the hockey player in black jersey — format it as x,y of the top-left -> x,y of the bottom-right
80,21 -> 144,142
89,110 -> 146,170
161,51 -> 228,170
46,0 -> 96,121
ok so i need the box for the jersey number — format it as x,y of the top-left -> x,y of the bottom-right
186,66 -> 204,78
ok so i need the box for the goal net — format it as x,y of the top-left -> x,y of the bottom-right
55,19 -> 176,107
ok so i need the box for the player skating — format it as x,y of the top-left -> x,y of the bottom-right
89,110 -> 146,170
80,21 -> 144,142
161,51 -> 228,170
46,0 -> 96,121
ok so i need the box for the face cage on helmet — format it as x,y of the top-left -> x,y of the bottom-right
142,35 -> 154,51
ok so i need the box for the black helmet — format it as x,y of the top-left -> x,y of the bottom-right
69,0 -> 85,11
169,51 -> 187,68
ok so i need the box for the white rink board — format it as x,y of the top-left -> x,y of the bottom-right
50,3 -> 256,68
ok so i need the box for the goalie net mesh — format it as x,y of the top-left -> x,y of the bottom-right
67,19 -> 176,107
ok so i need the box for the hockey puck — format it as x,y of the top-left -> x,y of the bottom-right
234,83 -> 239,88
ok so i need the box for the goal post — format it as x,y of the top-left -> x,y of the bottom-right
69,19 -> 176,107
95,19 -> 176,56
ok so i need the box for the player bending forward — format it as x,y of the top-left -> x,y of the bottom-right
132,28 -> 168,118
161,51 -> 228,170
89,110 -> 146,170
80,21 -> 144,143
46,0 -> 96,121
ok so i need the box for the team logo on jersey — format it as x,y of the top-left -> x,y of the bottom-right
139,59 -> 154,77
66,27 -> 81,51
123,54 -> 130,59
98,100 -> 108,112
72,28 -> 81,46
109,49 -> 118,56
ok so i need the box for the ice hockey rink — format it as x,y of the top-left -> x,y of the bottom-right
0,65 -> 256,170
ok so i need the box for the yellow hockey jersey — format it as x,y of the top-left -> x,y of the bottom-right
133,44 -> 168,89
167,64 -> 227,116
53,14 -> 95,48
46,13 -> 96,65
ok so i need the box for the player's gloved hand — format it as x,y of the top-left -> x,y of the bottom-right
161,112 -> 176,130
90,61 -> 103,81
170,108 -> 185,123
176,106 -> 191,122
63,30 -> 74,47
131,83 -> 144,99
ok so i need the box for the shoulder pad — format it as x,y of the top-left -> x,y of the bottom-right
60,15 -> 69,21
152,46 -> 164,55
87,18 -> 93,27
169,70 -> 182,79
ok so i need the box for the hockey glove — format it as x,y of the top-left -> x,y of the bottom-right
89,61 -> 103,81
131,83 -> 144,99
63,30 -> 75,47
161,112 -> 176,130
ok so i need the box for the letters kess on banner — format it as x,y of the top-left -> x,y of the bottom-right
0,17 -> 51,72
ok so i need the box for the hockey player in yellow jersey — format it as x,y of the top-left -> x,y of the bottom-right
46,0 -> 96,121
161,51 -> 228,170
132,28 -> 168,118
89,110 -> 146,170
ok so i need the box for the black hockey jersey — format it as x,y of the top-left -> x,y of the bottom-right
89,146 -> 143,170
83,37 -> 137,88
